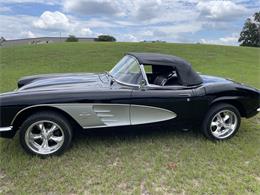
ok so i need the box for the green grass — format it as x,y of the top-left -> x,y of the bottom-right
0,42 -> 260,194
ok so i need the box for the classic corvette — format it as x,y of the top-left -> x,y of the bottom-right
0,52 -> 259,156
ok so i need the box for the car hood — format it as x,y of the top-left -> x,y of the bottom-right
17,73 -> 109,92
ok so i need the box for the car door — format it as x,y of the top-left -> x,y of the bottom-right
130,86 -> 207,126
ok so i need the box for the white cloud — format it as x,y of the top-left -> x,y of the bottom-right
0,0 -> 61,5
84,19 -> 118,28
60,0 -> 244,35
134,0 -> 163,20
141,22 -> 203,41
33,11 -> 71,30
0,6 -> 12,13
197,1 -> 248,21
21,31 -> 36,38
0,12 -> 96,39
112,21 -> 203,43
0,14 -> 37,39
33,11 -> 96,37
62,0 -> 198,23
117,34 -> 139,42
200,34 -> 239,45
219,36 -> 238,44
63,0 -> 119,16
79,28 -> 93,36
62,0 -> 248,24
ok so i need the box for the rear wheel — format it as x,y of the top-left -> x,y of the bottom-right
202,103 -> 240,140
19,111 -> 73,157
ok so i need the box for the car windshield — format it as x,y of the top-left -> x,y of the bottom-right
110,55 -> 143,85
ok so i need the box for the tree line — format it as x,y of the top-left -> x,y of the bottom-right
66,35 -> 116,42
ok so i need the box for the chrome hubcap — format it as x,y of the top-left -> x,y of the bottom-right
210,110 -> 238,139
25,120 -> 64,155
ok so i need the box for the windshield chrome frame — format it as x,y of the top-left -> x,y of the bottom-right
139,64 -> 149,86
110,55 -> 149,88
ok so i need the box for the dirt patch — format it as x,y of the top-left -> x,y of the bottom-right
0,169 -> 14,194
140,180 -> 149,195
255,176 -> 260,183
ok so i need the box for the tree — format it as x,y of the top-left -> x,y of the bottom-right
0,37 -> 6,46
238,12 -> 260,47
66,35 -> 78,42
95,35 -> 116,42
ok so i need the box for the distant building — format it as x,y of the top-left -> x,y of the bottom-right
1,37 -> 96,47
141,40 -> 166,43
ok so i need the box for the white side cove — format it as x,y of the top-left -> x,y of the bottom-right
130,105 -> 177,125
42,104 -> 176,129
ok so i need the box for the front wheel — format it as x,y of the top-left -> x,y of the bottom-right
19,111 -> 73,157
202,103 -> 241,140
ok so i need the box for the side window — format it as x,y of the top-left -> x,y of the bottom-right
145,65 -> 180,86
143,65 -> 153,83
144,65 -> 153,74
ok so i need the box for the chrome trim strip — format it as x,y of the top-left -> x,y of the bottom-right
0,126 -> 13,132
83,125 -> 107,129
257,108 -> 260,112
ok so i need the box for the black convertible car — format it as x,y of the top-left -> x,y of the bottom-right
0,53 -> 259,156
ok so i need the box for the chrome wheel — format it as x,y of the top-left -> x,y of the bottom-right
25,120 -> 65,155
210,110 -> 238,139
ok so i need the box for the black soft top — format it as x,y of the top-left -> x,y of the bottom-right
127,52 -> 203,86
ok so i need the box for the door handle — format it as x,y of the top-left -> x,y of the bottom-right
178,94 -> 191,97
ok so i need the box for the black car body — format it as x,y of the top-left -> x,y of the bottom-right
0,53 -> 259,156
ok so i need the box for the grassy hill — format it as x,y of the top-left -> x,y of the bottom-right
0,42 -> 260,194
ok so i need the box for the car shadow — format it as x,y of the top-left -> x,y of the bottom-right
72,124 -> 202,145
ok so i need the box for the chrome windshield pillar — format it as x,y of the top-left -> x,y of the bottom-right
140,64 -> 149,86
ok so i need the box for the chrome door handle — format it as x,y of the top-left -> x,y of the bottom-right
178,94 -> 191,97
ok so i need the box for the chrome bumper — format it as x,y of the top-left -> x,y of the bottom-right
0,126 -> 13,132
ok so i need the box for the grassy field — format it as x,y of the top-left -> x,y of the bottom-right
0,42 -> 260,194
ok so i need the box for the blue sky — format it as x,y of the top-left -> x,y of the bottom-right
0,0 -> 259,45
